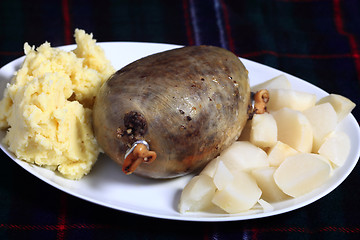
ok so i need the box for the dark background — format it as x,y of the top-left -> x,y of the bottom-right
0,0 -> 359,239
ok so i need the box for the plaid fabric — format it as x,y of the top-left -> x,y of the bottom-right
0,0 -> 359,239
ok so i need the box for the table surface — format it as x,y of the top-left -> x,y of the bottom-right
0,0 -> 359,239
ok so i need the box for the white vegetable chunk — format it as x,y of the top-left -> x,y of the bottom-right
274,153 -> 331,197
178,175 -> 216,213
317,94 -> 356,122
303,103 -> 338,152
271,108 -> 313,153
318,130 -> 351,168
213,160 -> 234,190
266,89 -> 317,112
220,141 -> 269,174
267,141 -> 298,167
200,157 -> 221,178
212,171 -> 262,213
252,167 -> 290,202
251,74 -> 292,92
250,113 -> 277,148
258,199 -> 275,212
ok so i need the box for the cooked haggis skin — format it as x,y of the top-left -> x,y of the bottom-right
0,29 -> 115,180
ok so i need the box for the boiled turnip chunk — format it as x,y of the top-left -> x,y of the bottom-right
250,113 -> 277,148
200,157 -> 221,178
219,141 -> 269,173
252,167 -> 290,202
258,199 -> 275,212
318,130 -> 351,168
303,103 -> 338,152
212,171 -> 262,213
274,153 -> 331,197
213,160 -> 234,190
272,108 -> 313,153
316,94 -> 356,122
267,141 -> 298,167
251,74 -> 291,92
178,175 -> 216,213
267,89 -> 317,112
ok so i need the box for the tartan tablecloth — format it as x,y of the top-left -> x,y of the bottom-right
0,0 -> 359,239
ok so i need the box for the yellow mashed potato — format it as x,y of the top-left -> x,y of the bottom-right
0,29 -> 115,179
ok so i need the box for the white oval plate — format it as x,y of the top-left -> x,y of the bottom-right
0,42 -> 359,222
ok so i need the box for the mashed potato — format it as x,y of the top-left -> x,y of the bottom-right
0,29 -> 115,179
